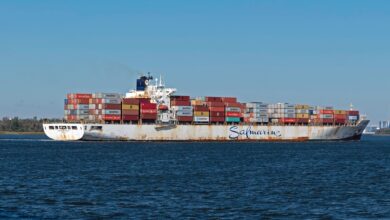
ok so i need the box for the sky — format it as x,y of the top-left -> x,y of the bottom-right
0,0 -> 389,124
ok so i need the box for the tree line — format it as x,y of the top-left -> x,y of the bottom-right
0,117 -> 61,132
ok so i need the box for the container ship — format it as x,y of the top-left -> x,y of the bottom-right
43,75 -> 369,141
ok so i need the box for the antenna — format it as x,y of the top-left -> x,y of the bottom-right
350,103 -> 354,110
159,74 -> 163,87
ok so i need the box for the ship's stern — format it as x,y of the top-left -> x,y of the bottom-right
43,123 -> 85,141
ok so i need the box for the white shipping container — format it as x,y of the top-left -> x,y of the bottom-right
296,109 -> 309,114
102,99 -> 122,104
348,116 -> 358,120
172,106 -> 193,111
246,102 -> 268,108
253,109 -> 268,114
67,104 -> 90,110
284,113 -> 296,118
93,93 -> 121,99
252,113 -> 268,118
78,104 -> 90,110
89,104 -> 96,109
284,109 -> 296,113
194,116 -> 210,122
226,107 -> 241,112
271,113 -> 283,118
249,118 -> 268,123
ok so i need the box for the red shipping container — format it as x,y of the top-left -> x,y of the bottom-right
141,109 -> 157,114
67,93 -> 93,99
137,98 -> 151,104
141,114 -> 157,120
122,115 -> 139,121
141,103 -> 157,109
205,97 -> 223,102
80,99 -> 90,104
171,100 -> 191,106
280,118 -> 297,123
210,111 -> 225,117
319,110 -> 334,114
334,114 -> 347,120
177,116 -> 193,122
226,112 -> 241,117
207,102 -> 225,107
170,96 -> 190,101
210,117 -> 225,122
100,104 -> 121,110
102,115 -> 121,121
67,99 -> 90,105
209,107 -> 225,112
194,105 -> 209,111
122,98 -> 140,105
225,102 -> 242,108
347,110 -> 359,116
222,97 -> 237,103
122,109 -> 139,115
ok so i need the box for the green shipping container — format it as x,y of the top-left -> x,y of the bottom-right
226,117 -> 241,122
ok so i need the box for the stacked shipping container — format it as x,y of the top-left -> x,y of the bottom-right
193,105 -> 210,123
65,93 -> 92,121
207,98 -> 225,123
244,102 -> 269,123
295,105 -> 310,124
64,93 -> 360,126
171,96 -> 193,122
90,93 -> 122,122
122,98 -> 140,122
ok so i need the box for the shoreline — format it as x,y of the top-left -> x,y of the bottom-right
0,131 -> 44,135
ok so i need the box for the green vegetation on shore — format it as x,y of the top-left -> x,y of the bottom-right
376,128 -> 390,136
0,117 -> 61,133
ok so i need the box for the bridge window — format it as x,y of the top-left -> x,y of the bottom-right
49,126 -> 54,130
72,126 -> 78,130
55,126 -> 58,129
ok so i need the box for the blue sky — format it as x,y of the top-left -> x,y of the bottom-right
0,1 -> 389,124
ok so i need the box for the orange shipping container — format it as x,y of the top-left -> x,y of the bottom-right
319,110 -> 334,114
209,107 -> 225,112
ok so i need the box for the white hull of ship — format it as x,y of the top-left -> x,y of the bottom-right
43,120 -> 369,142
